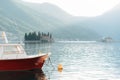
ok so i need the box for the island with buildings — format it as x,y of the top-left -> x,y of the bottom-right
24,32 -> 54,43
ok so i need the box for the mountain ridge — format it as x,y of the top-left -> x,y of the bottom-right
0,0 -> 100,40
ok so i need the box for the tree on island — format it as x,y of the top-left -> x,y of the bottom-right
24,31 -> 53,43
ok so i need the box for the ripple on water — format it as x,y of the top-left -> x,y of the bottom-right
44,42 -> 120,80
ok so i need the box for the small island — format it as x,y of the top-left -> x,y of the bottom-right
24,31 -> 54,43
101,37 -> 113,42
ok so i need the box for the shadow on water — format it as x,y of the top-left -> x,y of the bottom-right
0,69 -> 47,80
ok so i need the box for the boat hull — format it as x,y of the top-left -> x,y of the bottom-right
0,54 -> 49,71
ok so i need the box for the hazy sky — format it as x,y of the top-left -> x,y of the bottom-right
23,0 -> 120,17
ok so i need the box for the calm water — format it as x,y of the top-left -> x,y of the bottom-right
0,42 -> 120,80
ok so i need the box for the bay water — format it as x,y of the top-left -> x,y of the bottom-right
0,41 -> 120,80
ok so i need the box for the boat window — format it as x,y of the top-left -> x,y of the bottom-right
4,45 -> 19,54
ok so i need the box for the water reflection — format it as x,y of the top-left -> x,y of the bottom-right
0,69 -> 47,80
24,43 -> 51,55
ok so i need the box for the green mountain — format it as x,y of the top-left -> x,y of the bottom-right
0,0 -> 100,40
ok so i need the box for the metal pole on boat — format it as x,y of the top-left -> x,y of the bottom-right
2,31 -> 8,43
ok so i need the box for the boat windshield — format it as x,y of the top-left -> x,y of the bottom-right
0,45 -> 24,54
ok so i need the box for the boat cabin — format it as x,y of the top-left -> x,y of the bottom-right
0,44 -> 27,59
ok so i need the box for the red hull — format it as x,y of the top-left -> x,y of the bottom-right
0,54 -> 49,71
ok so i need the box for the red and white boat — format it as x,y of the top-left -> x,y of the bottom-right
0,32 -> 51,71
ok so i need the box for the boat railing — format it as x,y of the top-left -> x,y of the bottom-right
4,50 -> 25,54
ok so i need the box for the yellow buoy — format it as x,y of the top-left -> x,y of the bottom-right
58,64 -> 63,72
